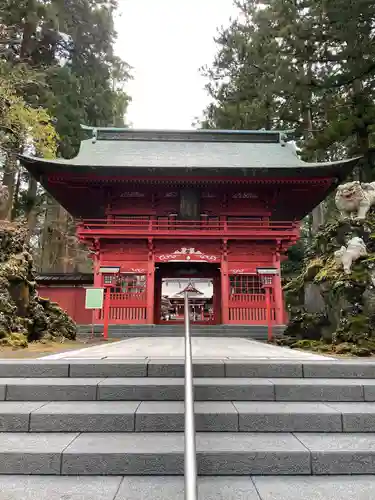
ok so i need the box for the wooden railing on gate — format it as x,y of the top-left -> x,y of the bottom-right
228,293 -> 276,324
98,291 -> 147,324
77,218 -> 299,241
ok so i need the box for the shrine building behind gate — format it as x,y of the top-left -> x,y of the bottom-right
20,127 -> 359,328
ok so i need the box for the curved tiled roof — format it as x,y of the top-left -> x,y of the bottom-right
18,127 -> 361,219
19,128 -> 361,184
23,139 -> 301,170
19,128 -> 359,172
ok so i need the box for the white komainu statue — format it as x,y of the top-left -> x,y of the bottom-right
334,237 -> 367,274
335,181 -> 375,220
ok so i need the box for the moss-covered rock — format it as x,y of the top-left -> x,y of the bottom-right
282,209 -> 375,356
0,332 -> 28,348
334,342 -> 353,354
0,221 -> 76,347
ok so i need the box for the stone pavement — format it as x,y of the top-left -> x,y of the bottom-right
0,475 -> 374,499
42,337 -> 331,360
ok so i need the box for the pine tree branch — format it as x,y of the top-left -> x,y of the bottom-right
0,39 -> 20,45
250,58 -> 375,90
310,62 -> 375,90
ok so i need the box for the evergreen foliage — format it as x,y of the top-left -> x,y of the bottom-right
0,1 -> 131,345
201,0 -> 375,287
0,0 -> 131,272
201,1 -> 375,353
200,0 -> 375,165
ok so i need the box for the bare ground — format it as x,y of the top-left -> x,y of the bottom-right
0,338 -> 119,359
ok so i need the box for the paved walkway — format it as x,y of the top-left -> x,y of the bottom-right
42,337 -> 331,360
0,475 -> 373,499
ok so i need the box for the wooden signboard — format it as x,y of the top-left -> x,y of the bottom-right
85,288 -> 104,309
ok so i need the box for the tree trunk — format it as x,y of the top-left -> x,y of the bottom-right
352,78 -> 371,181
44,203 -> 70,273
20,0 -> 37,61
0,155 -> 17,220
301,57 -> 325,233
61,208 -> 70,273
303,102 -> 324,233
25,177 -> 38,240
39,197 -> 61,272
311,203 -> 325,233
10,169 -> 21,221
265,96 -> 272,130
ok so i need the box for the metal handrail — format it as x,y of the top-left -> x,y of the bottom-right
184,291 -> 198,500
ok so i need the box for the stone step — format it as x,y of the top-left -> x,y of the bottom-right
5,401 -> 375,433
77,333 -> 280,341
1,377 -> 374,402
2,359 -> 375,379
77,324 -> 281,330
4,475 -> 375,499
2,431 -> 375,475
76,325 -> 286,340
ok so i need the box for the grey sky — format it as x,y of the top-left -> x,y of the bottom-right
115,0 -> 236,129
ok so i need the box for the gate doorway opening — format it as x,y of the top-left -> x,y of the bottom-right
154,262 -> 221,324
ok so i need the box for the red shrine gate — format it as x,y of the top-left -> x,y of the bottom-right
79,224 -> 297,326
19,127 -> 360,328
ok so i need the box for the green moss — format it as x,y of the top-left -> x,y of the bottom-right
274,337 -> 333,353
283,212 -> 375,350
284,311 -> 331,341
304,258 -> 325,280
284,274 -> 304,295
335,342 -> 353,354
347,314 -> 369,334
0,332 -> 28,348
314,258 -> 341,283
318,344 -> 333,352
290,339 -> 323,350
0,222 -> 77,347
349,346 -> 372,356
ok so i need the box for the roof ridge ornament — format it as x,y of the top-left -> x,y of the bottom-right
92,128 -> 97,144
178,279 -> 204,296
280,131 -> 296,146
80,124 -> 98,143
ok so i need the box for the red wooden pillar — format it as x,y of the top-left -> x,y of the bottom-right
213,275 -> 221,324
154,274 -> 162,324
265,287 -> 272,340
146,239 -> 155,324
272,250 -> 283,325
221,240 -> 229,324
92,247 -> 101,323
102,285 -> 111,339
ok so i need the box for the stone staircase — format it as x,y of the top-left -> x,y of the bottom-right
77,324 -> 286,340
0,357 -> 375,481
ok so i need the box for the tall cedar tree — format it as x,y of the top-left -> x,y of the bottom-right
0,0 -> 131,272
200,0 -> 375,272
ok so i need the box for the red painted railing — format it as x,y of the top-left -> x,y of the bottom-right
98,292 -> 147,324
77,218 -> 299,239
110,292 -> 146,302
229,293 -> 276,324
228,306 -> 276,324
229,293 -> 266,303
